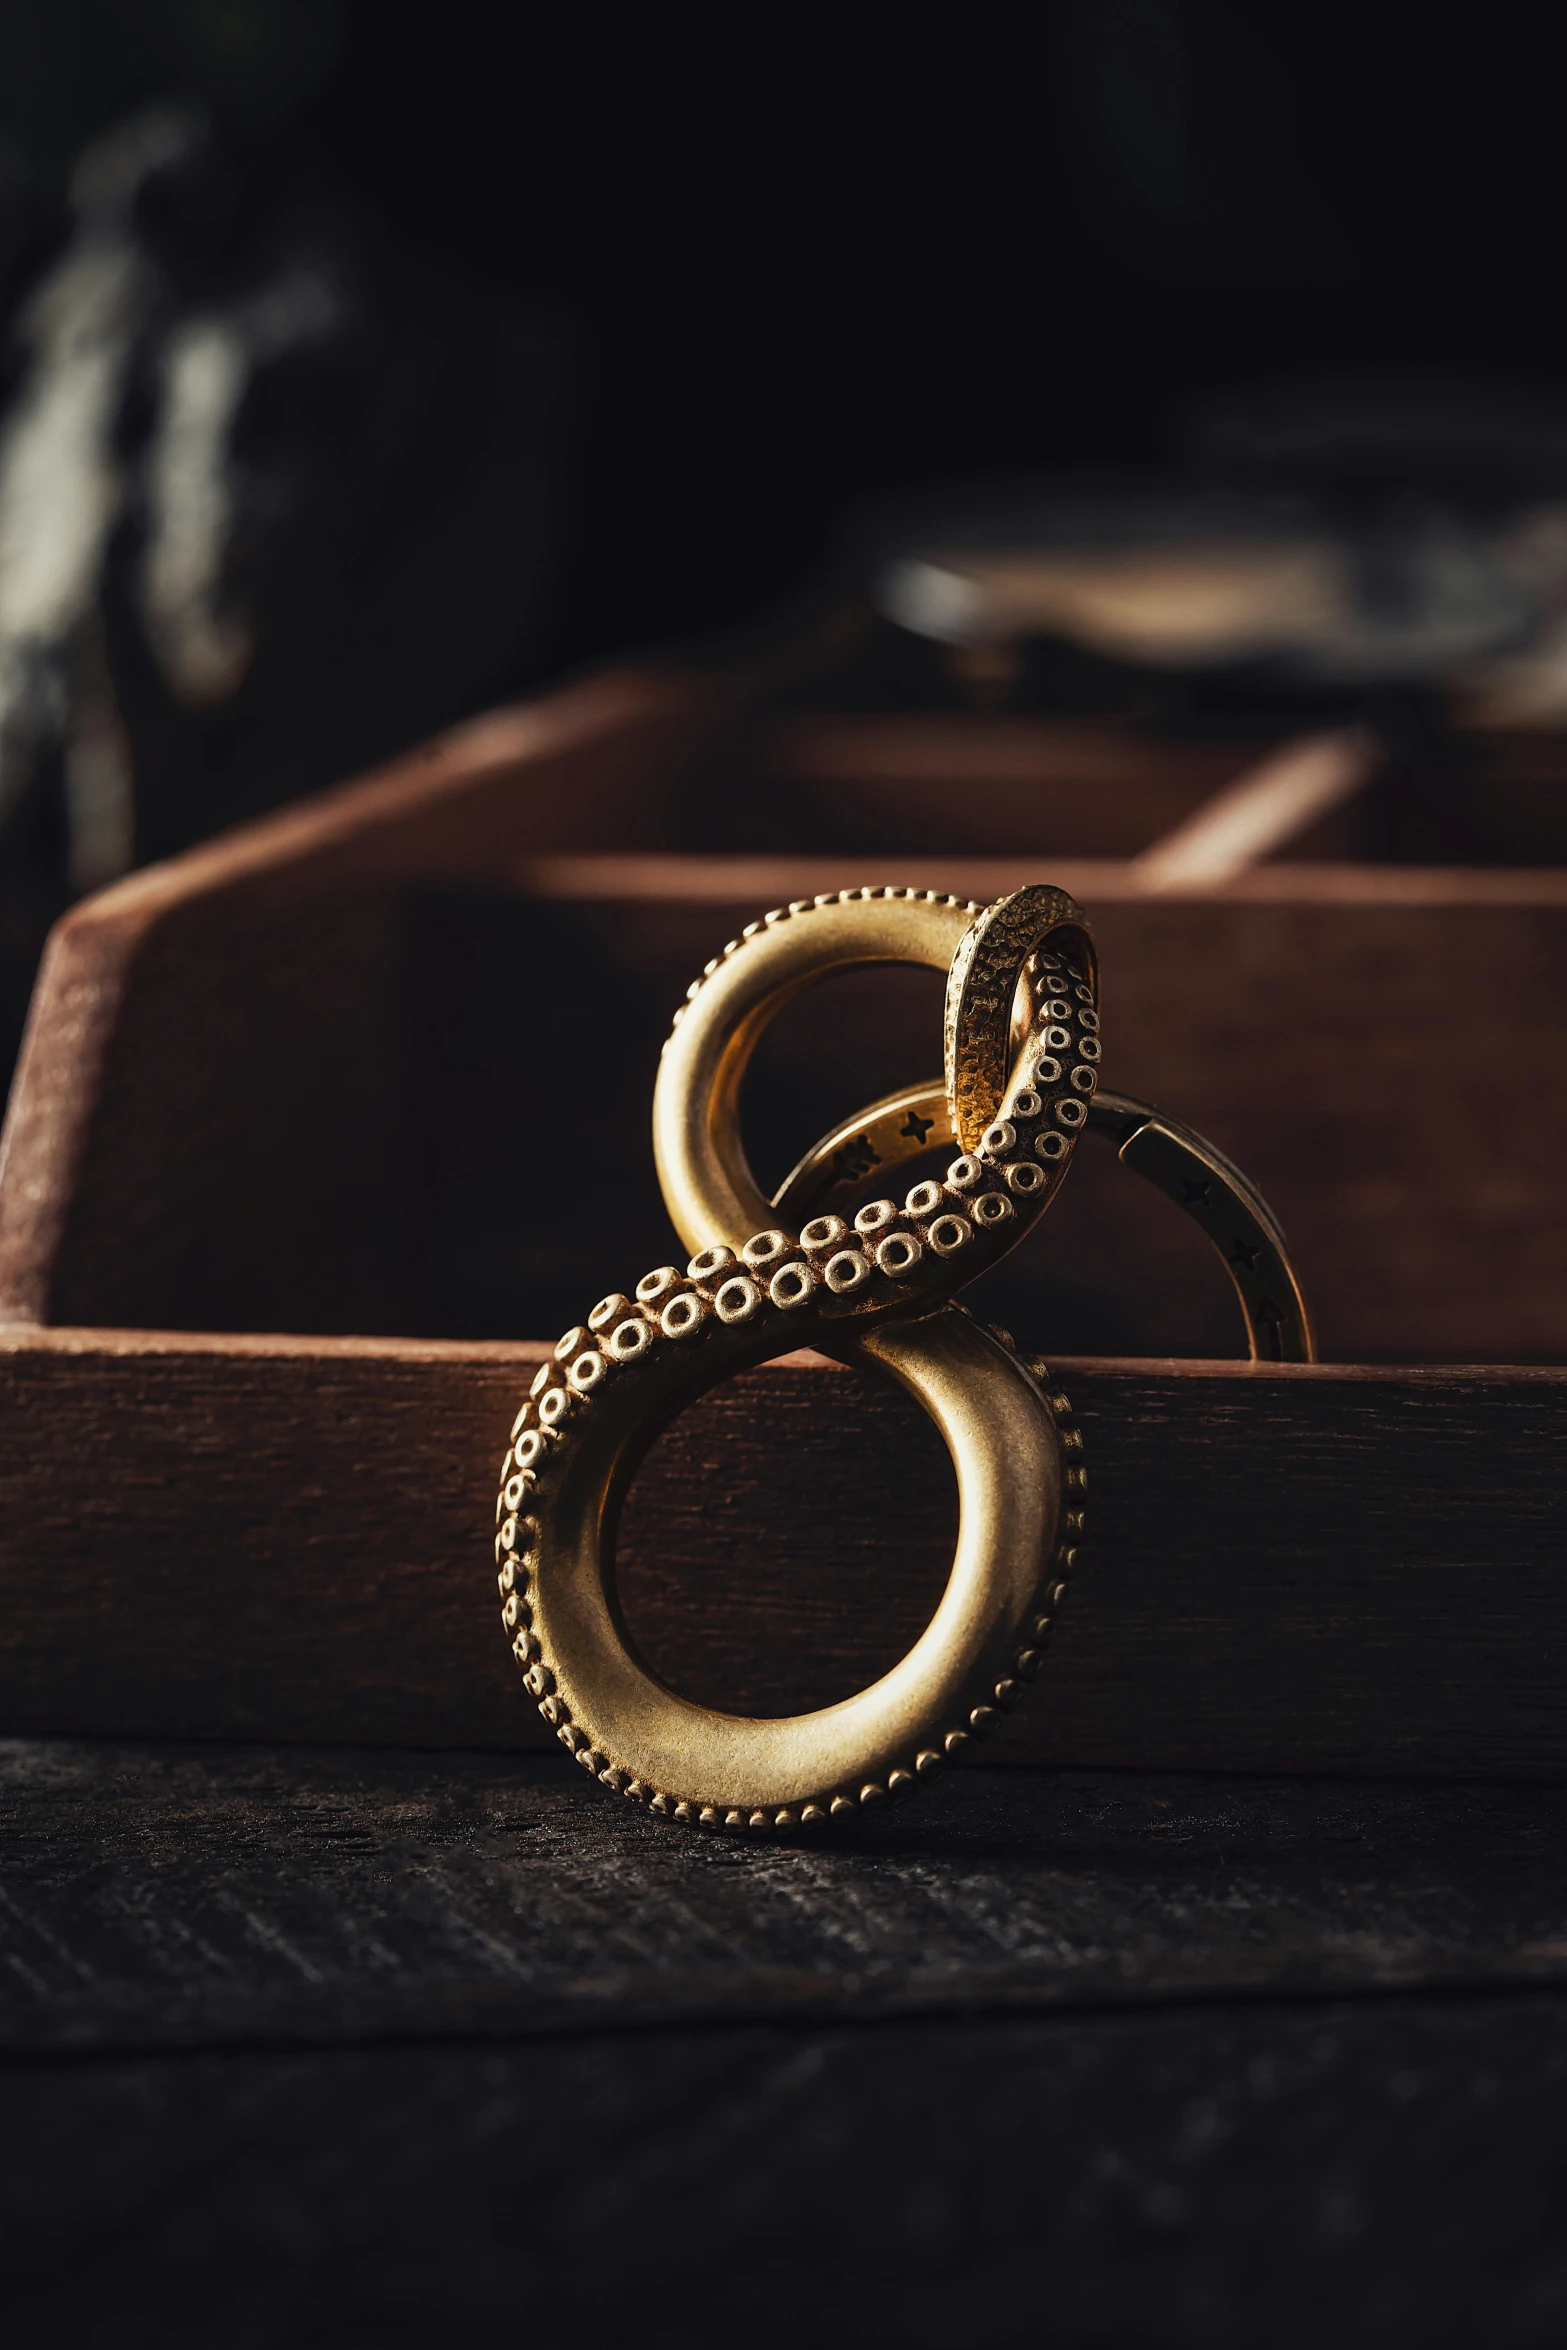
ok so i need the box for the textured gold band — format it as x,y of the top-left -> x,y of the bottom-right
496,885 -> 1095,1831
652,887 -> 1063,1257
658,877 -> 1310,1362
500,1310 -> 1070,1827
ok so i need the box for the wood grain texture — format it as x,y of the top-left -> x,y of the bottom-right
3,1327 -> 1566,1775
10,1741 -> 1567,2343
1,667 -> 1564,1789
6,1740 -> 1567,2055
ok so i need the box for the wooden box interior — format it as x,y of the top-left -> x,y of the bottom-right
5,675 -> 1565,1362
2,652 -> 1566,1773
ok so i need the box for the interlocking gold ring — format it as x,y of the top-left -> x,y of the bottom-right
657,889 -> 1312,1365
774,1084 -> 1313,1363
495,885 -> 1096,1831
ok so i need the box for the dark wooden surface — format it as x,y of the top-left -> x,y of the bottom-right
6,1740 -> 1567,2054
5,1737 -> 1567,2344
4,1328 -> 1567,1775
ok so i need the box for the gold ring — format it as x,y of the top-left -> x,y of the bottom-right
658,881 -> 1311,1364
654,887 -> 1086,1253
496,886 -> 1095,1830
774,1084 -> 1314,1362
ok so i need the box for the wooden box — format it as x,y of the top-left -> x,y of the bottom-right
3,649 -> 1567,1776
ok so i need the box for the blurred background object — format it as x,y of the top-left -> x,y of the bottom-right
7,2 -> 1567,1086
0,0 -> 579,1077
860,409 -> 1567,708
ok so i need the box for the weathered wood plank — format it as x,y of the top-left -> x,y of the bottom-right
5,1739 -> 1567,2055
2,1328 -> 1566,1774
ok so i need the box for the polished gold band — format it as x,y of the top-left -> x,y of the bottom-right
774,1082 -> 1314,1363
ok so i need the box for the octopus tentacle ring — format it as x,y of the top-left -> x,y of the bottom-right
493,881 -> 1312,1832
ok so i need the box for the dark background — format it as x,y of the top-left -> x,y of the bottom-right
4,0 -> 1565,669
